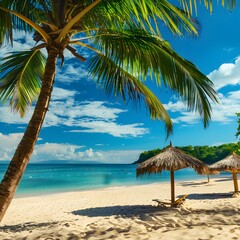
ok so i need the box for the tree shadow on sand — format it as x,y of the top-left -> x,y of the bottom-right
214,178 -> 232,182
179,178 -> 232,187
71,191 -> 237,218
187,192 -> 233,200
71,204 -> 162,218
71,202 -> 240,223
179,181 -> 210,187
0,221 -> 60,233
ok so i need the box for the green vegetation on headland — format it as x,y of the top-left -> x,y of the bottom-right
134,142 -> 240,165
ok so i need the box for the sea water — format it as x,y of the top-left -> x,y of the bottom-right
0,163 -> 209,196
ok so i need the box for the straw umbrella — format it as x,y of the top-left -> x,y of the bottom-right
209,152 -> 240,194
136,142 -> 209,205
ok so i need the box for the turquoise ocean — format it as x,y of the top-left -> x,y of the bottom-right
0,163 -> 220,197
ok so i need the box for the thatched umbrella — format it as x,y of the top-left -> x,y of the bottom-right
136,142 -> 209,205
209,152 -> 240,193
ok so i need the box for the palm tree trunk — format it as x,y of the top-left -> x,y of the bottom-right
0,48 -> 58,222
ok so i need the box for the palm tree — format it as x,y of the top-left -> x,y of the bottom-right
0,0 -> 233,221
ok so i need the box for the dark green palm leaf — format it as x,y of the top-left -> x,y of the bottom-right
89,53 -> 173,136
0,49 -> 46,116
0,0 -> 47,45
0,10 -> 12,46
50,0 -> 68,27
0,0 -> 13,46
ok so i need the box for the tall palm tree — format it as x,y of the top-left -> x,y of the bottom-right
0,0 -> 231,221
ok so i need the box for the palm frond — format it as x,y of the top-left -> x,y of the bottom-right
0,49 -> 46,117
0,6 -> 50,43
147,0 -> 198,35
92,27 -> 218,127
0,0 -> 13,46
56,0 -> 101,43
0,0 -> 52,45
50,0 -> 68,27
78,0 -> 198,38
179,0 -> 236,15
1,0 -> 47,31
89,53 -> 173,136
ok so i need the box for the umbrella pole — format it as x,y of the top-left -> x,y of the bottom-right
170,170 -> 175,206
232,171 -> 239,193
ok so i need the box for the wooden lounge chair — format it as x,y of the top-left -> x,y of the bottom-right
152,194 -> 189,207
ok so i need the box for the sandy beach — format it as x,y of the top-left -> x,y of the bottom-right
0,176 -> 240,240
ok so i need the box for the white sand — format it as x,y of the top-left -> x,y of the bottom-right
0,176 -> 240,240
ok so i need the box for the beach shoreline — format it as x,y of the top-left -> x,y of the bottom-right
14,174 -> 222,199
0,163 -> 215,199
14,176 -> 208,199
0,177 -> 239,239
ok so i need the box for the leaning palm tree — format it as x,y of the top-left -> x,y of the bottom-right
0,0 -> 233,221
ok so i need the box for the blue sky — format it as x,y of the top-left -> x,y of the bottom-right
0,2 -> 240,164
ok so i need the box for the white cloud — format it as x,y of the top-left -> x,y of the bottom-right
70,121 -> 148,137
0,31 -> 36,58
208,56 -> 240,90
223,47 -> 234,53
0,105 -> 30,125
52,87 -> 77,100
56,64 -> 92,83
95,143 -> 105,146
49,100 -> 126,121
163,101 -> 185,113
93,149 -> 142,164
165,89 -> 240,125
0,87 -> 148,137
210,91 -> 240,123
0,133 -> 23,160
163,56 -> 240,126
0,133 -> 140,163
32,143 -> 104,161
0,133 -> 103,162
63,42 -> 92,60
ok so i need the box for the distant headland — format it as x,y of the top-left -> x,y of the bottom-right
133,142 -> 240,164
